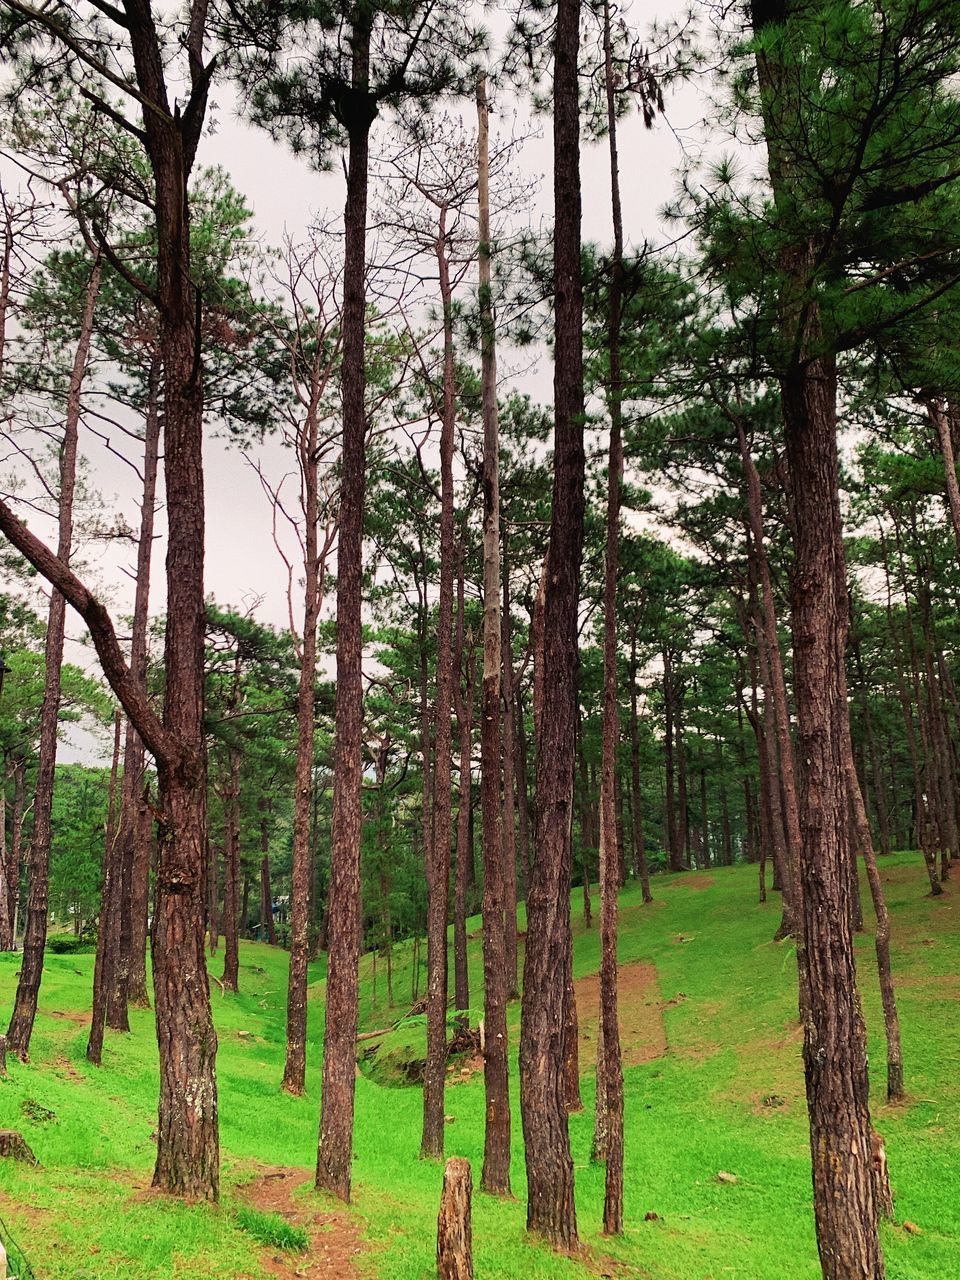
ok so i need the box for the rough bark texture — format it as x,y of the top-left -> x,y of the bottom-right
421,196 -> 457,1160
220,742 -> 241,994
114,357 -> 161,1016
597,1 -> 624,1230
453,572 -> 475,1020
283,394 -> 321,1095
88,709 -> 123,1065
316,22 -> 372,1202
501,534 -> 519,999
519,0 -> 583,1247
751,2 -> 884,1269
8,254 -> 99,1059
843,711 -> 904,1103
476,76 -> 511,1196
437,1157 -> 473,1280
737,422 -> 800,941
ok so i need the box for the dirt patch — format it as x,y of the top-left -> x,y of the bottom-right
238,1165 -> 367,1279
575,961 -> 667,1069
679,874 -> 714,891
47,1009 -> 91,1025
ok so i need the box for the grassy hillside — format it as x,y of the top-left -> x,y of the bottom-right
0,854 -> 956,1279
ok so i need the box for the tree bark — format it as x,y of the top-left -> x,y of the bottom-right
501,532 -> 519,999
842,707 -> 904,1103
282,392 -> 321,1095
88,709 -> 123,1064
476,76 -> 511,1196
316,17 -> 372,1203
453,555 -> 475,1020
519,0 -> 583,1246
596,0 -> 625,1229
629,634 -> 652,902
422,194 -> 458,1161
221,740 -> 241,994
8,253 -> 100,1059
437,1157 -> 473,1280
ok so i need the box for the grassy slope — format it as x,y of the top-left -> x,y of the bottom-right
0,853 -> 956,1279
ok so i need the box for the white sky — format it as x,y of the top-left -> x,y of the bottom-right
2,6 -> 713,764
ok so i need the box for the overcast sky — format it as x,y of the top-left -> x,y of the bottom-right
4,7 -> 714,763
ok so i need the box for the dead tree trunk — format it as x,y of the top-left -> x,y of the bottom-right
437,1157 -> 473,1280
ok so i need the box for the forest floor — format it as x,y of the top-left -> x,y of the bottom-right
0,853 -> 957,1279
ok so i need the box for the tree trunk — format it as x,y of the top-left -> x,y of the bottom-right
629,636 -> 652,902
597,1 -> 625,1228
519,0 -> 583,1245
283,389 -> 322,1095
316,21 -> 371,1203
437,1157 -> 474,1280
738,421 -> 800,936
779,342 -> 882,1277
0,11 -> 221,1197
453,554 -> 475,1020
221,744 -> 241,994
842,708 -> 904,1103
115,355 -> 162,1017
8,254 -> 100,1059
501,532 -> 519,999
422,195 -> 458,1160
476,76 -> 511,1196
929,400 -> 960,565
88,709 -> 123,1065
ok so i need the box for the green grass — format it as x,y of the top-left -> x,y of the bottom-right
234,1205 -> 308,1252
0,853 -> 956,1279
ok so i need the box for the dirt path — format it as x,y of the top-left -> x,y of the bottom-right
238,1166 -> 368,1279
575,960 -> 667,1069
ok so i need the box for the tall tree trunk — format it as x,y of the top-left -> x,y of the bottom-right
929,401 -> 960,564
477,76 -> 511,1195
283,395 -> 321,1095
8,253 -> 100,1059
0,8 -> 222,1197
629,640 -> 652,902
737,421 -> 800,937
779,344 -> 882,1278
221,744 -> 241,994
260,808 -> 277,944
88,708 -> 123,1065
207,837 -> 219,954
316,19 -> 371,1203
662,650 -> 680,870
514,684 -> 532,896
501,532 -> 519,999
841,709 -> 904,1103
422,198 -> 458,1161
6,759 -> 24,948
453,555 -> 475,1020
597,0 -> 625,1229
114,356 -> 162,1016
519,0 -> 583,1246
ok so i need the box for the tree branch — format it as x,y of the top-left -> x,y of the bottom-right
0,498 -> 180,770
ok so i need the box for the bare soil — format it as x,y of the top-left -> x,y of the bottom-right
238,1165 -> 368,1279
575,961 -> 667,1069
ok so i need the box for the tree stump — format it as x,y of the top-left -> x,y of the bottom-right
437,1156 -> 473,1280
0,1035 -> 7,1079
871,1128 -> 893,1219
0,1130 -> 38,1165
